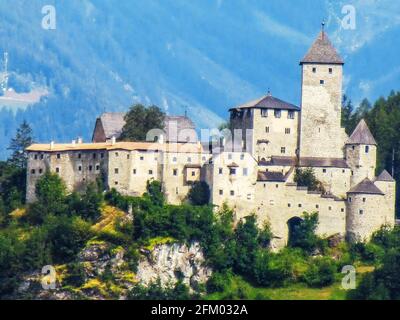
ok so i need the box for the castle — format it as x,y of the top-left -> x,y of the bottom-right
25,30 -> 396,250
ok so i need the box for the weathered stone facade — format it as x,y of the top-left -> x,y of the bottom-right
26,30 -> 396,250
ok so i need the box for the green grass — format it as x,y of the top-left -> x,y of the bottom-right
204,269 -> 375,300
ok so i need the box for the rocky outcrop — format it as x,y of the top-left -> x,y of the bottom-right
136,241 -> 212,291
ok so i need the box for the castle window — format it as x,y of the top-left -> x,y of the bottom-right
274,110 -> 281,118
342,169 -> 345,173
31,169 -> 36,174
363,198 -> 366,202
115,181 -> 119,185
281,147 -> 286,154
349,197 -> 352,202
323,169 -> 327,173
298,204 -> 302,208
78,153 -> 81,159
57,154 -> 61,159
39,169 -> 43,174
265,126 -> 270,133
173,157 -> 177,162
34,154 -> 38,160
78,166 -> 82,172
114,168 -> 119,174
89,165 -> 93,171
329,206 -> 332,211
115,152 -> 119,157
191,171 -> 196,177
316,204 -> 319,209
219,168 -> 223,175
101,153 -> 104,159
261,109 -> 268,117
230,190 -> 235,196
133,169 -> 137,174
288,111 -> 295,119
247,194 -> 252,200
329,68 -> 333,74
96,165 -> 100,171
285,128 -> 291,134
56,167 -> 60,173
365,146 -> 369,153
229,168 -> 237,175
276,184 -> 279,188
359,210 -> 364,215
149,170 -> 153,175
127,154 -> 130,159
93,153 -> 96,159
219,190 -> 223,195
243,168 -> 248,176
176,187 -> 179,195
40,154 -> 44,160
140,156 -> 144,160
352,146 -> 355,150
187,157 -> 192,163
264,184 -> 266,188
288,203 -> 291,207
341,208 -> 345,212
312,67 -> 317,73
320,80 -> 325,85
173,169 -> 178,176
240,154 -> 245,160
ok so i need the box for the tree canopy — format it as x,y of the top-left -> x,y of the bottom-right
119,104 -> 166,141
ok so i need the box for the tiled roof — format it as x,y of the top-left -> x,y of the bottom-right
230,94 -> 300,111
259,156 -> 296,167
257,171 -> 286,182
26,141 -> 205,154
300,31 -> 344,65
376,170 -> 395,182
347,178 -> 384,195
347,119 -> 377,145
298,157 -> 349,168
97,112 -> 196,141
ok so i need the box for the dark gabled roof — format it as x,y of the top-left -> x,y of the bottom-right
348,178 -> 384,195
347,119 -> 377,145
95,112 -> 196,142
298,157 -> 349,168
230,94 -> 300,112
300,31 -> 344,65
259,156 -> 296,167
257,171 -> 286,182
376,170 -> 395,182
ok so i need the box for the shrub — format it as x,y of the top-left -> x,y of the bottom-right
294,168 -> 325,193
188,181 -> 210,206
303,257 -> 336,287
288,212 -> 321,254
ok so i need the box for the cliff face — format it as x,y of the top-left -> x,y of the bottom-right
15,240 -> 211,300
137,242 -> 212,291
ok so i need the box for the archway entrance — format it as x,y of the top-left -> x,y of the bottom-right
287,216 -> 303,247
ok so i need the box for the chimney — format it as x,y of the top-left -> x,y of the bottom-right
71,140 -> 76,146
77,137 -> 83,144
111,136 -> 116,145
158,134 -> 164,144
50,141 -> 54,150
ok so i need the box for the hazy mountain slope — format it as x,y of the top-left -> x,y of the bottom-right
0,0 -> 398,159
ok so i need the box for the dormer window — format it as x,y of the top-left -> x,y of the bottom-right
274,110 -> 281,118
288,111 -> 295,119
312,67 -> 317,73
365,146 -> 369,153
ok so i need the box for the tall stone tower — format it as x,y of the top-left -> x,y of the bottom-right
299,29 -> 347,159
346,119 -> 377,187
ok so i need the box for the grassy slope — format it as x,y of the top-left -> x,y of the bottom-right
205,266 -> 375,300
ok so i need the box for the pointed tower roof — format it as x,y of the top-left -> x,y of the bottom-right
376,170 -> 395,182
300,31 -> 344,65
347,119 -> 377,145
348,178 -> 384,195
